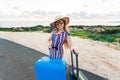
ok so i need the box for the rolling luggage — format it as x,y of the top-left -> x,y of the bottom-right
35,56 -> 66,80
69,50 -> 88,80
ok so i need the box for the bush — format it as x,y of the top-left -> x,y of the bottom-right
0,27 -> 13,31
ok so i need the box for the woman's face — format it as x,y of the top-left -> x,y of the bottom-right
55,20 -> 65,30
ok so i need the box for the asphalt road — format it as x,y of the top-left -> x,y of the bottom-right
0,38 -> 46,80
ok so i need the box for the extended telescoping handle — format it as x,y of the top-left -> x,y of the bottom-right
70,50 -> 79,80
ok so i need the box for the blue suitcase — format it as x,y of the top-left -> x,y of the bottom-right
35,57 -> 66,80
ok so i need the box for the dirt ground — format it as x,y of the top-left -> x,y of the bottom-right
0,32 -> 120,80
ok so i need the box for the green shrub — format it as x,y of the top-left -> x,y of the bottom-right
71,29 -> 119,43
71,30 -> 90,38
0,28 -> 13,31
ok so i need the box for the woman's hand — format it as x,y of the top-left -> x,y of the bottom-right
48,44 -> 52,49
48,34 -> 52,49
70,47 -> 79,55
70,47 -> 74,52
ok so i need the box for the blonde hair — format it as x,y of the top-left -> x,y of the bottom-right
63,23 -> 70,49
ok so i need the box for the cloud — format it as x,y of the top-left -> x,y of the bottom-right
101,0 -> 109,2
19,10 -> 62,18
13,6 -> 21,10
25,10 -> 47,17
0,9 -> 64,21
66,10 -> 120,20
0,10 -> 2,14
48,11 -> 63,18
9,10 -> 47,18
83,4 -> 88,7
109,21 -> 120,23
106,12 -> 120,17
67,11 -> 89,19
0,8 -> 120,21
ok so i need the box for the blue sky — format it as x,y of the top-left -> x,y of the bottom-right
0,0 -> 120,27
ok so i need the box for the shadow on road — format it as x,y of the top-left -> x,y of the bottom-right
79,69 -> 108,80
67,66 -> 108,80
0,38 -> 108,80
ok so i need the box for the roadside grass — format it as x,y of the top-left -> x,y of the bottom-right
0,27 -> 13,32
71,30 -> 120,44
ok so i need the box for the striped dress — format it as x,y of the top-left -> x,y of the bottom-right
49,29 -> 70,59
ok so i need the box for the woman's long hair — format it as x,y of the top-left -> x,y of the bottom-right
63,21 -> 70,49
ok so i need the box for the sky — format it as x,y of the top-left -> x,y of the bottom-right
0,0 -> 120,27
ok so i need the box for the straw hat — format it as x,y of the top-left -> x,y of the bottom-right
50,17 -> 70,27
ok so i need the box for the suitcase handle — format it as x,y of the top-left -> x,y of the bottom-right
70,50 -> 79,80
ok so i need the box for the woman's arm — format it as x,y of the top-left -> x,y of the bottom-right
48,34 -> 52,49
67,36 -> 79,54
67,36 -> 73,50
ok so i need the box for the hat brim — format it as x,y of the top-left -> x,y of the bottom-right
50,17 -> 70,27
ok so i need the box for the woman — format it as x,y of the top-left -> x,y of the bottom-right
48,17 -> 74,59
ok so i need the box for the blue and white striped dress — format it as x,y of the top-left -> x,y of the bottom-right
49,29 -> 70,59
